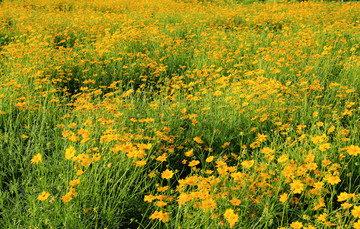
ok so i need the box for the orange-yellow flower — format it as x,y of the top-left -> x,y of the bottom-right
352,206 -> 360,218
144,195 -> 157,203
149,210 -> 170,223
341,203 -> 353,209
223,209 -> 239,228
346,145 -> 360,156
337,192 -> 350,202
193,137 -> 204,144
317,213 -> 327,222
290,180 -> 304,194
161,169 -> 174,179
290,221 -> 303,229
69,178 -> 80,186
241,160 -> 254,169
188,160 -> 200,167
325,175 -> 341,185
65,146 -> 76,159
354,220 -> 360,229
31,153 -> 42,164
184,149 -> 193,157
62,193 -> 72,203
38,191 -> 50,201
229,197 -> 241,206
279,193 -> 288,203
135,160 -> 147,167
206,156 -> 214,163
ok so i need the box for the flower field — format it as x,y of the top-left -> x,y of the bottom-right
1,0 -> 360,228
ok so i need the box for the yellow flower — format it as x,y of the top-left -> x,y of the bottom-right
346,145 -> 360,156
188,160 -> 200,167
278,154 -> 289,163
69,187 -> 77,197
352,206 -> 360,218
222,142 -> 231,148
353,220 -> 360,229
318,143 -> 331,152
21,135 -> 29,139
229,197 -> 241,206
325,175 -> 341,185
290,221 -> 303,229
241,160 -> 254,169
193,137 -> 204,144
65,146 -> 76,159
144,195 -> 157,203
161,169 -> 174,179
317,213 -> 327,222
260,147 -> 274,155
206,156 -> 214,163
149,210 -> 169,223
31,153 -> 42,164
156,201 -> 167,207
213,90 -> 222,96
177,193 -> 193,205
69,178 -> 80,186
76,169 -> 84,175
341,203 -> 353,209
279,193 -> 288,203
223,209 -> 239,228
184,149 -> 193,157
290,180 -> 304,194
135,160 -> 147,167
62,193 -> 72,203
37,191 -> 50,201
337,192 -> 350,202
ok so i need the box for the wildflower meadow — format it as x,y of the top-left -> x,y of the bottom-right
1,0 -> 360,228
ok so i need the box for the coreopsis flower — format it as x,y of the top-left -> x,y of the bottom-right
184,149 -> 193,157
188,160 -> 200,167
290,221 -> 303,229
135,160 -> 147,167
229,197 -> 241,206
318,143 -> 331,152
325,175 -> 341,185
177,193 -> 192,205
352,206 -> 360,218
290,180 -> 304,194
279,193 -> 288,203
317,213 -> 327,222
337,192 -> 350,202
149,210 -> 169,223
144,195 -> 157,203
193,137 -> 204,144
241,160 -> 254,169
346,145 -> 360,156
62,193 -> 72,203
38,191 -> 50,201
65,146 -> 76,159
69,178 -> 80,186
353,220 -> 360,229
206,156 -> 214,163
31,153 -> 42,164
341,203 -> 353,209
156,201 -> 167,207
161,169 -> 174,179
223,209 -> 239,228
